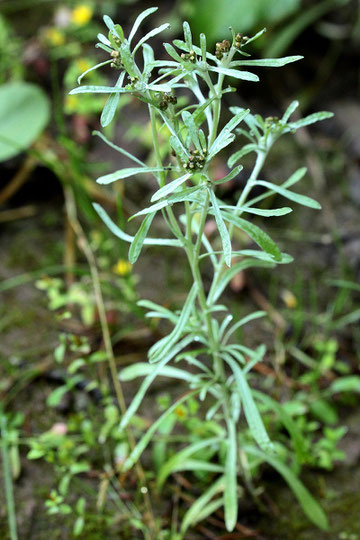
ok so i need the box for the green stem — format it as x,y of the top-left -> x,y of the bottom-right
1,416 -> 18,540
208,147 -> 269,306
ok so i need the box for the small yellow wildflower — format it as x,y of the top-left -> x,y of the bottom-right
72,4 -> 93,26
76,59 -> 91,74
281,289 -> 297,309
174,406 -> 187,419
45,28 -> 65,46
64,94 -> 79,112
113,259 -> 132,276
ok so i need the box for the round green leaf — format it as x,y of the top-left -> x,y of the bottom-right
0,82 -> 50,162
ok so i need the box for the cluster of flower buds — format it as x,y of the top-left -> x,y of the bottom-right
265,116 -> 285,133
159,93 -> 177,110
181,50 -> 196,63
215,40 -> 231,60
234,33 -> 249,49
185,148 -> 207,171
110,50 -> 122,69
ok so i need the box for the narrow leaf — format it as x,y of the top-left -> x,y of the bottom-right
230,56 -> 303,68
97,167 -> 167,184
133,23 -> 170,53
128,7 -> 158,45
256,180 -> 321,209
208,66 -> 259,82
93,130 -> 145,166
120,335 -> 194,431
181,477 -> 225,535
228,144 -> 258,167
289,111 -> 333,129
283,100 -> 299,122
129,212 -> 156,263
123,389 -> 199,471
100,72 -> 125,127
158,438 -> 220,488
221,212 -> 282,260
151,173 -> 191,202
119,362 -> 194,383
93,203 -> 181,247
244,445 -> 328,530
224,357 -> 273,452
77,60 -> 112,85
224,419 -> 238,531
213,165 -> 243,185
208,189 -> 231,267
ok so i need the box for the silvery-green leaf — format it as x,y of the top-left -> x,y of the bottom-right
208,66 -> 259,82
93,130 -> 145,166
123,388 -> 199,471
151,173 -> 191,202
69,85 -> 132,95
133,23 -> 170,53
208,188 -> 232,267
120,335 -> 194,432
213,165 -> 243,185
100,72 -> 126,127
97,167 -> 167,184
97,33 -> 111,46
172,39 -> 218,63
119,362 -> 194,382
137,299 -> 179,324
119,42 -> 137,78
77,60 -> 112,85
182,111 -> 202,152
170,134 -> 189,162
200,33 -> 207,62
149,283 -> 198,363
163,42 -> 184,63
129,212 -> 156,263
223,311 -> 267,345
183,21 -> 193,49
157,437 -> 220,488
224,419 -> 238,531
230,56 -> 303,68
289,111 -> 333,129
243,445 -> 328,530
221,211 -> 282,260
128,7 -> 158,45
103,15 -> 121,39
224,356 -> 273,452
227,144 -> 258,167
236,206 -> 292,217
242,28 -> 266,45
209,259 -> 274,303
256,180 -> 321,209
237,250 -> 294,264
282,100 -> 299,122
283,167 -> 307,188
180,477 -> 224,535
95,43 -> 113,54
209,109 -> 249,158
93,203 -> 181,247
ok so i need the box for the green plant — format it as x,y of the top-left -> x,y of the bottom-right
70,7 -> 334,535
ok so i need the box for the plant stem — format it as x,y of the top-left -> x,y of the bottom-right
64,186 -> 155,536
1,416 -> 18,540
208,148 -> 269,306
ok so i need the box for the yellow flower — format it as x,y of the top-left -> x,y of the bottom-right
64,94 -> 79,112
76,59 -> 91,74
113,259 -> 132,276
72,4 -> 93,26
45,28 -> 65,46
281,289 -> 297,309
